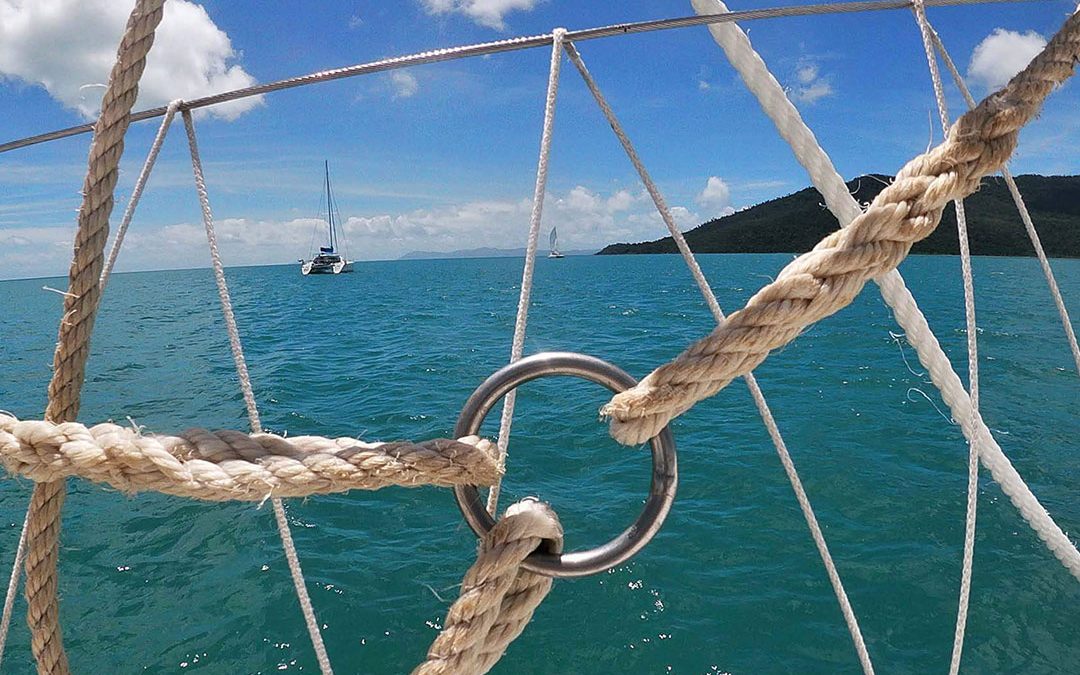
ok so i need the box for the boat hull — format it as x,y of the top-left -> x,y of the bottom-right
301,260 -> 353,275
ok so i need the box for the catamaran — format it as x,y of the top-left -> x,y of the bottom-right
301,161 -> 353,275
548,225 -> 564,258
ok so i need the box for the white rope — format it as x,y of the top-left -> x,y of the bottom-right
100,99 -> 181,291
910,4 -> 980,671
567,33 -> 876,675
486,28 -> 567,516
0,508 -> 30,670
182,110 -> 334,675
691,0 -> 1080,581
925,25 -> 1080,376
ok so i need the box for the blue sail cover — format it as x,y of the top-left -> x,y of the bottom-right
320,246 -> 335,254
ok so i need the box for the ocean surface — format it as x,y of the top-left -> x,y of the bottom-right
0,254 -> 1077,674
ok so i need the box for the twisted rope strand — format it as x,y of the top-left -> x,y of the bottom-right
0,415 -> 499,500
565,37 -> 874,673
602,10 -> 1080,444
413,499 -> 561,675
25,2 -> 165,673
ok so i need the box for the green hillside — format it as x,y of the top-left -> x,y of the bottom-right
597,175 -> 1080,257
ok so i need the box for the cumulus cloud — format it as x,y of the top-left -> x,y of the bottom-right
967,28 -> 1047,93
696,176 -> 735,218
789,59 -> 834,104
390,71 -> 419,99
420,0 -> 540,30
0,0 -> 262,120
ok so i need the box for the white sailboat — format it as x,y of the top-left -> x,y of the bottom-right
301,161 -> 353,275
548,226 -> 565,258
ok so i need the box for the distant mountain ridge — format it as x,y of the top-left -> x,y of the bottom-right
400,247 -> 592,260
597,174 -> 1080,257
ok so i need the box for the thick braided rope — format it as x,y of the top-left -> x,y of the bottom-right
602,9 -> 1080,444
565,39 -> 874,673
413,499 -> 561,675
24,2 -> 166,673
487,28 -> 567,516
909,3 -> 981,673
0,415 -> 499,501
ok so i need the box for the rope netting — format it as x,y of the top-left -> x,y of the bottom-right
0,0 -> 1077,673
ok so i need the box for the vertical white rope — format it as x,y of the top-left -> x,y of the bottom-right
691,0 -> 1080,581
181,112 -> 260,432
486,28 -> 567,516
926,25 -> 1080,376
0,509 -> 30,670
182,111 -> 334,675
910,5 -> 979,672
100,100 -> 182,291
564,41 -> 875,675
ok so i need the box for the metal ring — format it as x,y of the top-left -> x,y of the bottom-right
453,352 -> 678,578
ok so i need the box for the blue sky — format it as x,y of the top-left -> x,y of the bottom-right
0,0 -> 1077,279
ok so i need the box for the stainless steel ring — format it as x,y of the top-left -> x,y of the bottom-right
453,352 -> 678,578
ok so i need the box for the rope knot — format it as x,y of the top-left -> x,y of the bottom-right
414,498 -> 563,675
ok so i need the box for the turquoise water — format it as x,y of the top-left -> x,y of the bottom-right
0,254 -> 1077,673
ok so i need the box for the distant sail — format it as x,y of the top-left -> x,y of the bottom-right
548,226 -> 564,258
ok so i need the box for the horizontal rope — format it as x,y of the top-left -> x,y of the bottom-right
0,414 -> 499,501
601,8 -> 1080,445
0,0 -> 1030,154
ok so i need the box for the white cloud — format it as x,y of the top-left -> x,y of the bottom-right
793,81 -> 833,104
696,176 -> 730,207
968,28 -> 1047,93
0,0 -> 262,121
606,190 -> 634,212
796,63 -> 819,85
390,71 -> 419,99
420,0 -> 540,30
789,59 -> 834,104
0,184 -> 709,279
696,65 -> 712,92
695,176 -> 736,218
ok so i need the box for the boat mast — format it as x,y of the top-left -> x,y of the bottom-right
325,160 -> 335,252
